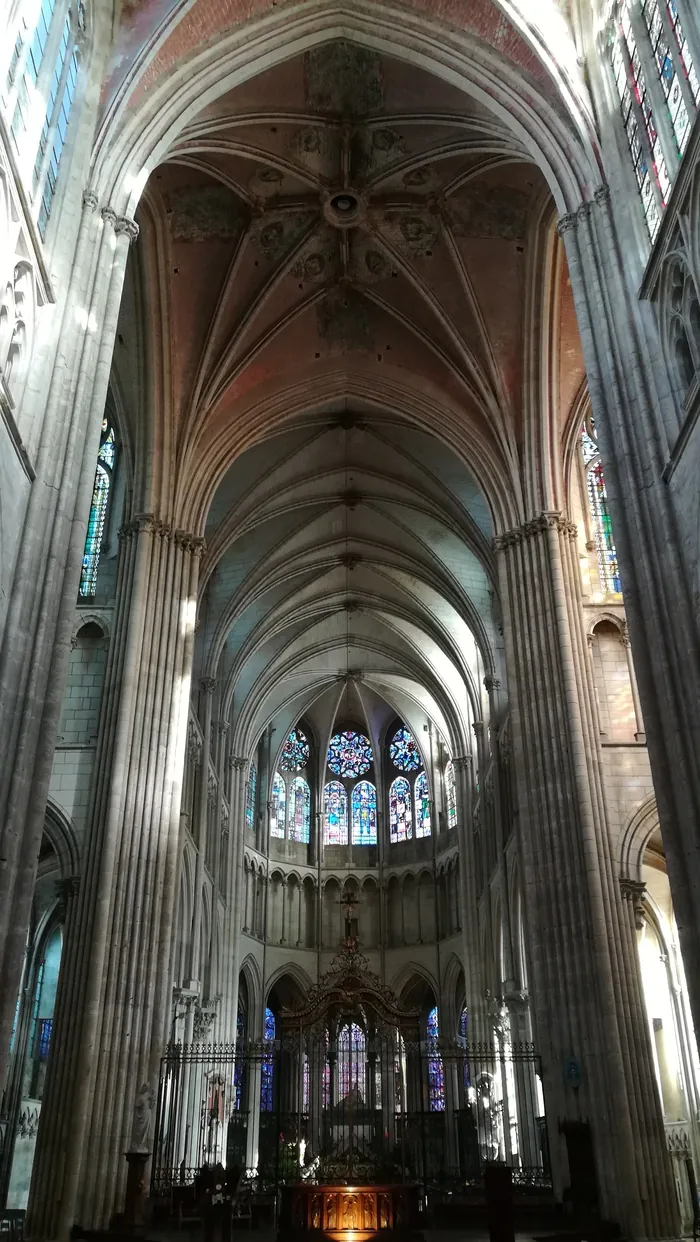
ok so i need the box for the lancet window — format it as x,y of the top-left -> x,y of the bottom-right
270,727 -> 312,843
289,776 -> 311,843
351,781 -> 377,845
323,780 -> 348,845
79,416 -> 115,597
261,1006 -> 275,1111
388,725 -> 431,842
445,760 -> 457,830
427,1006 -> 445,1111
323,730 -> 374,845
581,416 -> 621,595
4,0 -> 85,236
604,0 -> 699,241
245,761 -> 257,831
338,1022 -> 365,1100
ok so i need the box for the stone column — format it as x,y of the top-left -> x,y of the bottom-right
26,516 -> 203,1238
557,191 -> 700,1078
189,678 -> 217,988
452,754 -> 486,1041
495,512 -> 678,1237
222,756 -> 248,1041
0,200 -> 138,1098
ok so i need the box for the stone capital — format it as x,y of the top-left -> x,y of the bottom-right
229,755 -> 247,770
82,189 -> 99,212
200,677 -> 217,695
620,877 -> 647,929
483,675 -> 501,693
556,211 -> 578,238
115,216 -> 139,243
100,206 -> 118,228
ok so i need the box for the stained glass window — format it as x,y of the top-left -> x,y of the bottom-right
338,1022 -> 365,1100
415,771 -> 431,838
582,422 -> 621,594
389,726 -> 422,772
609,5 -> 663,239
261,1006 -> 275,1111
246,761 -> 257,830
271,773 -> 286,839
289,776 -> 311,843
323,781 -> 348,845
458,1007 -> 470,1090
427,1006 -> 445,1112
327,731 -> 373,778
351,781 -> 377,845
389,776 -> 412,843
642,0 -> 692,151
234,1008 -> 244,1111
303,1057 -> 310,1113
445,761 -> 457,830
79,418 -> 115,596
280,727 -> 310,772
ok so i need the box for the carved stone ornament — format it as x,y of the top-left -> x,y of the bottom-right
620,877 -> 647,930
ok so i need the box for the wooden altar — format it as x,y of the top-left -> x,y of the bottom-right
279,1183 -> 420,1241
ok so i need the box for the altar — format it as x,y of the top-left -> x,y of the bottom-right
279,1183 -> 420,1241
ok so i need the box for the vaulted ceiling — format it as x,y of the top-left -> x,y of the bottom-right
114,37 -> 587,755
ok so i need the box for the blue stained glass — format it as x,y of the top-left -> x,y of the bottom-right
459,1006 -> 470,1090
586,457 -> 621,594
351,781 -> 377,845
327,731 -> 372,778
339,1022 -> 365,1100
427,1006 -> 445,1112
38,1017 -> 53,1061
389,776 -> 412,843
303,1057 -> 310,1113
324,780 -> 348,844
261,1007 -> 275,1111
389,726 -> 422,772
415,771 -> 431,838
280,727 -> 310,772
246,761 -> 257,830
271,773 -> 286,838
79,419 -> 115,597
289,776 -> 310,843
445,761 -> 457,830
234,1008 -> 244,1111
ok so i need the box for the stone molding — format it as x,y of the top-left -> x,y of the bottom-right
493,511 -> 577,551
556,183 -> 610,238
117,514 -> 205,555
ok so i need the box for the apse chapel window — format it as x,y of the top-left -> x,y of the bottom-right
581,415 -> 621,594
4,0 -> 85,236
388,726 -> 431,842
261,1006 -> 275,1111
79,415 -> 115,597
323,730 -> 376,845
604,0 -> 699,242
270,727 -> 311,843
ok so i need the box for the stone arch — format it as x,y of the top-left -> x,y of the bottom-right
620,794 -> 660,883
43,799 -> 80,879
71,613 -> 111,642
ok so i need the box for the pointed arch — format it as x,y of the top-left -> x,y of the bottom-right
389,776 -> 412,843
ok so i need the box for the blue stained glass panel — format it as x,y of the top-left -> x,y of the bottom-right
271,773 -> 286,838
338,1022 -> 365,1100
351,780 -> 377,845
586,458 -> 621,594
280,727 -> 310,772
323,780 -> 348,844
389,776 -> 412,843
246,761 -> 257,830
415,771 -> 431,838
261,1007 -> 275,1111
289,776 -> 310,843
445,761 -> 457,830
79,420 -> 115,597
427,1006 -> 445,1112
234,1008 -> 244,1111
327,731 -> 372,778
389,726 -> 422,772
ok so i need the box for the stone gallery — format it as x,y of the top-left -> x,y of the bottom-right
1,1 -> 700,1238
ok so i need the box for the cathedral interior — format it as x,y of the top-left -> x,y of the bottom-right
2,1 -> 700,1240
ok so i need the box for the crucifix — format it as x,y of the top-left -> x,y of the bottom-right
339,888 -> 360,948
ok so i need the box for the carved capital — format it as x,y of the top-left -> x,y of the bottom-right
82,189 -> 99,212
494,511 -> 576,551
200,677 -> 217,696
55,875 -> 80,919
453,753 -> 471,771
556,212 -> 578,238
115,216 -> 139,243
229,755 -> 247,771
577,201 -> 593,225
594,183 -> 611,208
483,675 -> 501,693
620,877 -> 646,930
100,207 -> 118,228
